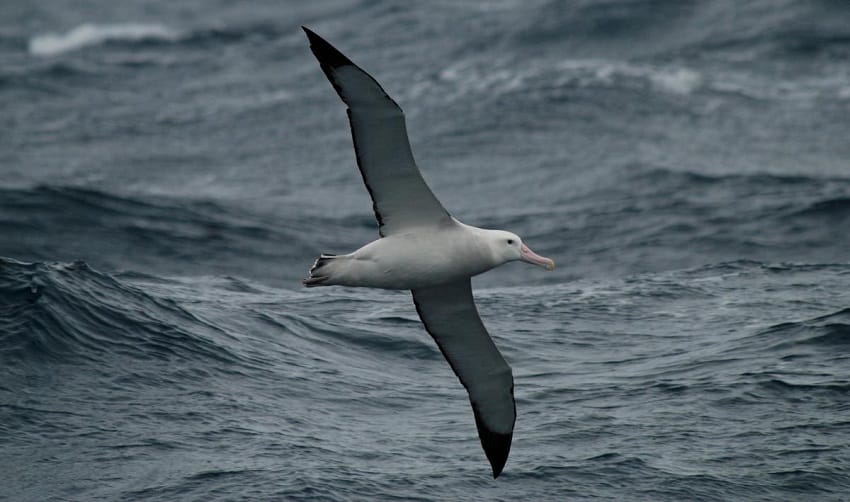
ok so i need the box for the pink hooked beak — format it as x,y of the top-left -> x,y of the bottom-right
520,244 -> 555,271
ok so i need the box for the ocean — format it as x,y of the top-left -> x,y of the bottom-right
2,1 -> 850,500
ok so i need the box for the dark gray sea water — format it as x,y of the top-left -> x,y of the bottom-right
2,1 -> 850,500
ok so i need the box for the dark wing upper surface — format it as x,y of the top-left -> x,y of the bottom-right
303,27 -> 450,237
411,278 -> 516,478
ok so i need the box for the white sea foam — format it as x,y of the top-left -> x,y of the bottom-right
649,67 -> 703,95
425,56 -> 704,105
556,59 -> 703,95
29,23 -> 179,57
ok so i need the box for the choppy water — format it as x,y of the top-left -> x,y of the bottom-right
2,1 -> 850,500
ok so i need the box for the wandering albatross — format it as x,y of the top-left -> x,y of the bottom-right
301,27 -> 554,478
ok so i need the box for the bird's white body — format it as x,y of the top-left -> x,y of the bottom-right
313,220 -> 520,290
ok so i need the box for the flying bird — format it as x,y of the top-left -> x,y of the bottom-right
301,27 -> 554,478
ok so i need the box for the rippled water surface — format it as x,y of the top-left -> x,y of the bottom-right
2,1 -> 850,500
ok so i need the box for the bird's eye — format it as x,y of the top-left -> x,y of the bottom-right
507,239 -> 514,245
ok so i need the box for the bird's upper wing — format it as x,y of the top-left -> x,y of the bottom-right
303,27 -> 451,237
411,278 -> 516,478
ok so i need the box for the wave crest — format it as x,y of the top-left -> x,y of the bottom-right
29,23 -> 180,56
0,258 -> 238,365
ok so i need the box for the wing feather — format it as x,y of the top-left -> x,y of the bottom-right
303,27 -> 450,236
412,279 -> 515,478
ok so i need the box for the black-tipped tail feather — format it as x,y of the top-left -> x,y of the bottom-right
303,254 -> 337,287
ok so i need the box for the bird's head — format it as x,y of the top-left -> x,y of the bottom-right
486,230 -> 554,271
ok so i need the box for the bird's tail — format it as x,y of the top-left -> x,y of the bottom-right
302,254 -> 338,287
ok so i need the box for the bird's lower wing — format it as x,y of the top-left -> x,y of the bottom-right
411,278 -> 515,478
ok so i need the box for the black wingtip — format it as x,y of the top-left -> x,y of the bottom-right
481,428 -> 512,478
473,410 -> 513,478
301,26 -> 354,69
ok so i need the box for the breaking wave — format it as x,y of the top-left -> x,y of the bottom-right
29,23 -> 180,56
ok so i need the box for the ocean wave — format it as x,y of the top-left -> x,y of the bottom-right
0,184 -> 319,285
29,23 -> 180,56
696,13 -> 850,62
27,21 -> 287,57
423,56 -> 703,106
788,197 -> 850,219
0,258 -> 239,366
553,59 -> 702,95
759,378 -> 850,394
426,22 -> 849,108
758,308 -> 850,350
632,167 -> 841,187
